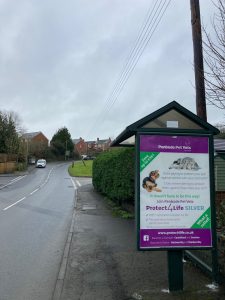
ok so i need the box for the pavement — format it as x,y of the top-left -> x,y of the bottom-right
53,179 -> 225,300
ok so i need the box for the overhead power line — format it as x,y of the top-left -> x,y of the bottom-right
87,0 -> 171,138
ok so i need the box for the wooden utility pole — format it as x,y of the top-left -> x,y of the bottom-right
190,0 -> 207,121
191,2 -> 219,284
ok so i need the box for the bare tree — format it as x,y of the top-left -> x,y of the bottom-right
203,0 -> 225,109
214,122 -> 225,138
4,110 -> 26,136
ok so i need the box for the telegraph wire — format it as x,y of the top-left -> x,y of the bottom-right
86,0 -> 171,138
101,0 -> 162,112
104,0 -> 166,112
87,0 -> 164,135
104,0 -> 171,115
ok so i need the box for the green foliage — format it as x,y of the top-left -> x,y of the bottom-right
217,201 -> 225,229
16,162 -> 26,171
92,148 -> 135,205
0,111 -> 20,154
50,127 -> 74,157
106,198 -> 134,219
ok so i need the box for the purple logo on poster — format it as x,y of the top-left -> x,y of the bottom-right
140,135 -> 208,153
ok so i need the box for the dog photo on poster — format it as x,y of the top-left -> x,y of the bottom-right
139,135 -> 212,249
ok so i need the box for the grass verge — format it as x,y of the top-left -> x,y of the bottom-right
68,160 -> 93,177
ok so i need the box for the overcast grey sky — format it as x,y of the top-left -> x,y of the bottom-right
0,0 -> 223,141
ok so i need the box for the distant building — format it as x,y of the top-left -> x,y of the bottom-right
86,140 -> 96,151
96,137 -> 111,151
22,131 -> 49,159
73,137 -> 87,156
22,131 -> 49,146
73,137 -> 111,155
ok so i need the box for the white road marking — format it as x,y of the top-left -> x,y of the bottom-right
70,178 -> 77,189
2,168 -> 55,211
10,176 -> 22,183
75,180 -> 81,187
11,175 -> 26,183
30,188 -> 39,195
0,175 -> 27,190
3,197 -> 26,211
70,178 -> 78,208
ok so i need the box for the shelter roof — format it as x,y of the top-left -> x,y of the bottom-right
111,101 -> 220,147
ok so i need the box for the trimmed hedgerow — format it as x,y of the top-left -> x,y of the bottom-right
92,148 -> 135,205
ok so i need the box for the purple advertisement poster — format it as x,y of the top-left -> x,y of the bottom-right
139,135 -> 212,249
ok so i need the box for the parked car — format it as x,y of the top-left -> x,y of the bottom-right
28,157 -> 36,164
81,154 -> 88,160
83,155 -> 96,160
36,159 -> 46,168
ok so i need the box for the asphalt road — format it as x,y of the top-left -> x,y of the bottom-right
0,162 -> 76,300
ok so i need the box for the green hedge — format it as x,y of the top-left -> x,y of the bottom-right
92,148 -> 135,205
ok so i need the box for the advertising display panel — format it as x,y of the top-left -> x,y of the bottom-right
139,134 -> 212,249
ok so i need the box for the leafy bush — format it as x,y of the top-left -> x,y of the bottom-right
16,162 -> 26,171
92,148 -> 135,205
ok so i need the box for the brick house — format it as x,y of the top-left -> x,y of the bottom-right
22,132 -> 49,145
86,138 -> 111,153
22,131 -> 49,159
73,137 -> 111,156
95,138 -> 111,151
86,140 -> 96,151
73,137 -> 87,156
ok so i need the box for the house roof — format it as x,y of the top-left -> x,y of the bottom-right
73,139 -> 81,145
111,101 -> 220,147
96,139 -> 110,144
73,138 -> 110,145
22,131 -> 48,141
86,138 -> 111,144
22,132 -> 42,139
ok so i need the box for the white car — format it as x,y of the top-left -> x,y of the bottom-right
36,159 -> 46,168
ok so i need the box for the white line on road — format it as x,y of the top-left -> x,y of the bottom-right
3,167 -> 75,213
11,175 -> 26,183
75,180 -> 81,187
2,168 -> 55,212
3,197 -> 26,211
70,178 -> 77,189
10,176 -> 22,183
30,188 -> 39,195
0,175 -> 27,190
40,168 -> 53,188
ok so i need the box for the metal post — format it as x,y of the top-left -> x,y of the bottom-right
167,250 -> 183,291
212,247 -> 219,284
210,137 -> 219,284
